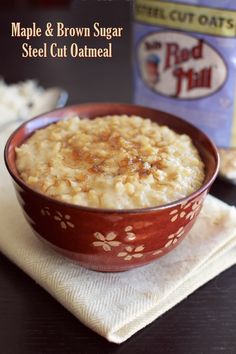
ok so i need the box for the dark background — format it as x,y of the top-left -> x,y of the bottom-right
1,2 -> 132,104
1,2 -> 236,353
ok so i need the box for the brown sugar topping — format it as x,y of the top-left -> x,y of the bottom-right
15,115 -> 205,209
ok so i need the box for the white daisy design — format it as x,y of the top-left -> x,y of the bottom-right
117,245 -> 144,261
165,227 -> 185,248
124,225 -> 136,240
169,197 -> 203,222
54,211 -> 74,229
92,231 -> 121,251
169,201 -> 191,222
185,199 -> 203,220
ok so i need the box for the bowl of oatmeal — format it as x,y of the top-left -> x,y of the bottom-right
4,103 -> 219,271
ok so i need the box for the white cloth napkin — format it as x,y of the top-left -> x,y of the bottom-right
1,126 -> 236,344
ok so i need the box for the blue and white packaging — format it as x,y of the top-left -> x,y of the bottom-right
133,0 -> 236,147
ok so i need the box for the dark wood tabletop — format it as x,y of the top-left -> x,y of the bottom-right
1,4 -> 236,354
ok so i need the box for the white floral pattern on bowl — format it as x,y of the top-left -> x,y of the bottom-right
124,225 -> 136,240
54,211 -> 74,229
117,245 -> 144,261
169,196 -> 203,222
185,199 -> 203,220
41,206 -> 50,216
39,203 -> 195,261
92,231 -> 121,251
165,227 -> 185,248
152,249 -> 163,256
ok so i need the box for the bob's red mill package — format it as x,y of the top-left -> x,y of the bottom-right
133,1 -> 236,154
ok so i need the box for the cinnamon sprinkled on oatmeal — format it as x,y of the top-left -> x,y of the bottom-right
15,115 -> 205,209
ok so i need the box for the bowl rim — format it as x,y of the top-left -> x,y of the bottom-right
4,102 -> 220,214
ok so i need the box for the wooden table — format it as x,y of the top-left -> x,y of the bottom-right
1,4 -> 236,353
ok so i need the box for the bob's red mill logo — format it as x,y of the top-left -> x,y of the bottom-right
138,31 -> 227,99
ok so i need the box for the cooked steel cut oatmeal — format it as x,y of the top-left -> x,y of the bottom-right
15,115 -> 205,209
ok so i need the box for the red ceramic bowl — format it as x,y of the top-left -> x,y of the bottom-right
4,103 -> 219,272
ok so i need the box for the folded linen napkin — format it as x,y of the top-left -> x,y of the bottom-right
1,127 -> 236,344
